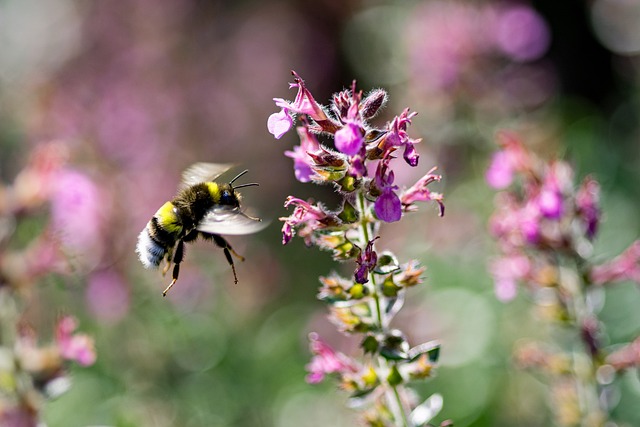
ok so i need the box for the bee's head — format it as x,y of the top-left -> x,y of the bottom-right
226,169 -> 259,207
219,185 -> 239,207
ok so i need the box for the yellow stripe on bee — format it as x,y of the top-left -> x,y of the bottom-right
155,201 -> 182,233
205,182 -> 221,203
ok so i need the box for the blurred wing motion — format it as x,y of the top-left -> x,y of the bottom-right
179,162 -> 236,189
196,207 -> 269,235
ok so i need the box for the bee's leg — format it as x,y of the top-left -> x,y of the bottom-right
162,246 -> 174,276
162,239 -> 184,297
210,234 -> 243,284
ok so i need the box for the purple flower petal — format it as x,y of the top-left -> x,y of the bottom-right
334,122 -> 363,156
267,108 -> 293,139
403,142 -> 419,167
375,189 -> 402,223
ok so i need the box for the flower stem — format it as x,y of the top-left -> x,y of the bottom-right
357,192 -> 410,427
392,385 -> 411,427
358,192 -> 383,327
557,256 -> 605,426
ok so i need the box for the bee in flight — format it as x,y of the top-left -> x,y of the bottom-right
136,163 -> 266,296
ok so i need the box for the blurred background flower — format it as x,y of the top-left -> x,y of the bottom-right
0,0 -> 639,426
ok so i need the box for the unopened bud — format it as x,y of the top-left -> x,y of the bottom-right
361,89 -> 388,119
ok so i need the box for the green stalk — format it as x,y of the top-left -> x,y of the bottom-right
357,192 -> 383,327
357,191 -> 410,427
557,255 -> 605,427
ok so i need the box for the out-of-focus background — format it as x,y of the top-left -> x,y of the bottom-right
1,0 -> 639,426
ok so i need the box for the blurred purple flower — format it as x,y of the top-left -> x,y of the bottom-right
486,151 -> 515,189
0,406 -> 38,427
306,332 -> 358,384
591,241 -> 640,285
519,203 -> 542,244
536,178 -> 563,220
490,255 -> 531,302
50,169 -> 104,255
495,5 -> 550,62
489,192 -> 541,248
86,270 -> 130,324
407,2 -> 486,89
538,162 -> 573,220
56,316 -> 96,367
576,176 -> 600,240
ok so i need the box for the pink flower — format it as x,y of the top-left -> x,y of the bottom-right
380,109 -> 420,167
401,167 -> 445,216
56,316 -> 96,366
50,169 -> 104,255
535,162 -> 571,219
486,151 -> 515,189
489,193 -> 541,248
335,122 -> 363,156
268,71 -> 331,139
490,255 -> 531,302
306,332 -> 357,384
591,241 -> 640,285
267,107 -> 294,139
576,175 -> 600,240
284,125 -> 321,182
486,131 -> 531,189
280,197 -> 336,245
495,5 -> 550,62
334,101 -> 364,156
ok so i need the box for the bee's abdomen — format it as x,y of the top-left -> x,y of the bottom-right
137,201 -> 183,268
136,224 -> 167,269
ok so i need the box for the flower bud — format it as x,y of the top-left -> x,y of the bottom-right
338,200 -> 359,224
361,89 -> 388,120
307,149 -> 348,182
387,364 -> 404,386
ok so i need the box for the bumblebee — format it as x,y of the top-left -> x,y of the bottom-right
136,163 -> 266,296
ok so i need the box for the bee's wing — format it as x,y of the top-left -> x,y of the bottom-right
196,207 -> 269,235
180,162 -> 236,188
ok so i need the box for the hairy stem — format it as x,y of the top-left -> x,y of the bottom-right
357,192 -> 411,426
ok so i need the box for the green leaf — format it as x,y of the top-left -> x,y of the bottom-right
374,252 -> 400,274
386,365 -> 404,386
361,334 -> 379,354
408,341 -> 441,363
337,200 -> 359,224
380,346 -> 408,361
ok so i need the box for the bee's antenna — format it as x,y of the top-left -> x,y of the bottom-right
230,169 -> 249,185
233,182 -> 259,189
